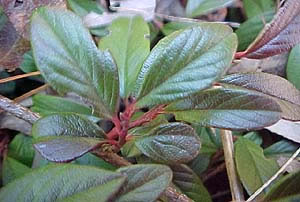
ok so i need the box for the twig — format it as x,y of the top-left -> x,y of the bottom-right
163,187 -> 192,202
0,95 -> 40,124
247,146 -> 300,202
0,71 -> 41,84
14,84 -> 48,103
220,129 -> 244,201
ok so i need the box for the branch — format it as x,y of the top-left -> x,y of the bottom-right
220,129 -> 244,201
93,147 -> 192,202
0,95 -> 40,124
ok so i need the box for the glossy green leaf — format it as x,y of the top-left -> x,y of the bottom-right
121,139 -> 142,158
0,164 -> 126,202
236,11 -> 274,51
220,72 -> 300,121
116,164 -> 172,202
171,164 -> 212,202
99,16 -> 150,98
243,0 -> 275,19
264,140 -> 299,157
235,137 -> 279,195
67,0 -> 103,17
135,23 -> 237,107
135,122 -> 201,164
186,0 -> 234,17
2,157 -> 31,185
166,88 -> 281,130
7,133 -> 35,167
287,44 -> 300,90
31,7 -> 119,119
264,169 -> 300,201
32,94 -> 93,117
32,113 -> 105,138
34,136 -> 102,162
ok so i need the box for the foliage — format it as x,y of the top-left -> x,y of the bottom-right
1,0 -> 300,201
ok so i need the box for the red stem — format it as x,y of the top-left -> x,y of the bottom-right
234,51 -> 247,59
129,104 -> 166,129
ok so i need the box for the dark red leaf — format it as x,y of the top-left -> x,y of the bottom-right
235,0 -> 300,59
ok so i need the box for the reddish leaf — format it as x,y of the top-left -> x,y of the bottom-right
220,72 -> 300,120
235,0 -> 300,59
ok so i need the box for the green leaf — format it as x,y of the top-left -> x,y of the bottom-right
7,133 -> 35,167
166,88 -> 281,130
20,50 -> 37,73
135,122 -> 201,164
67,0 -> 103,17
243,0 -> 275,19
121,138 -> 143,158
31,7 -> 119,119
264,140 -> 299,157
161,21 -> 198,36
116,164 -> 172,202
287,44 -> 300,90
244,132 -> 262,145
99,16 -> 150,98
32,94 -> 93,117
188,154 -> 211,174
235,137 -> 279,195
0,164 -> 126,202
2,157 -> 31,185
32,113 -> 106,138
264,169 -> 300,201
236,11 -> 274,51
34,136 -> 102,162
135,23 -> 237,107
186,0 -> 234,17
193,125 -> 221,155
220,72 -> 300,121
270,194 -> 300,202
171,164 -> 212,202
74,153 -> 116,170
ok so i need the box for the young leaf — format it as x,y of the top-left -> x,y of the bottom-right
99,16 -> 150,98
32,113 -> 106,138
2,157 -> 31,185
32,94 -> 93,117
236,11 -> 274,51
0,164 -> 126,202
287,44 -> 300,90
7,133 -> 35,166
31,7 -> 119,119
20,50 -> 38,73
34,136 -> 102,162
135,23 -> 237,107
171,164 -> 212,202
220,72 -> 300,120
116,164 -> 172,201
135,122 -> 201,164
236,0 -> 300,59
243,0 -> 275,19
74,153 -> 116,170
263,169 -> 300,201
166,88 -> 281,130
186,0 -> 234,17
235,137 -> 279,195
67,0 -> 103,17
